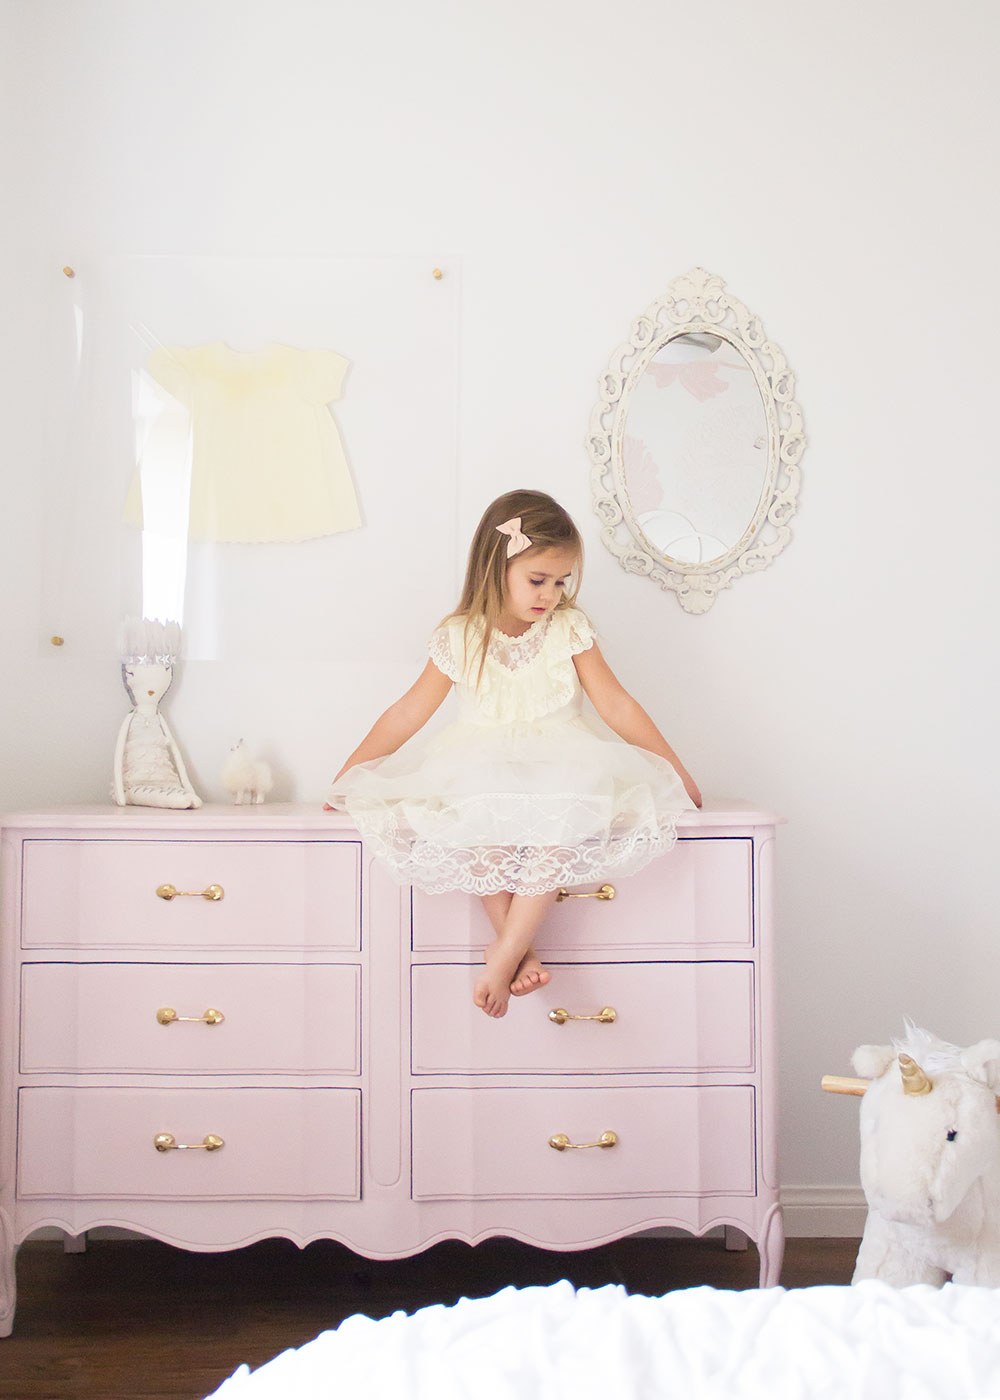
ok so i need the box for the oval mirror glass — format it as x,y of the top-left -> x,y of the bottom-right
622,331 -> 770,566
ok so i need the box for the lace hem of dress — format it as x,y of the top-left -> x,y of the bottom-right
360,818 -> 680,896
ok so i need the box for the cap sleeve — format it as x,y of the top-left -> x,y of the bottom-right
296,348 -> 350,404
559,607 -> 595,657
428,619 -> 463,681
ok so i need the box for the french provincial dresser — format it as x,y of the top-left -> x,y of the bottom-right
0,800 -> 782,1334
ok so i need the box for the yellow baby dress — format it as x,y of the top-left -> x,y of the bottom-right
327,606 -> 694,895
124,342 -> 360,543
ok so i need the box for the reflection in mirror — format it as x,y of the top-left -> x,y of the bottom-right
588,269 -> 805,613
624,332 -> 769,565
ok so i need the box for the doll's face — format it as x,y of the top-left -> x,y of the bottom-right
500,546 -> 577,632
123,662 -> 173,707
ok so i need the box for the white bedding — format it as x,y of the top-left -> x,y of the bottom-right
207,1279 -> 1000,1399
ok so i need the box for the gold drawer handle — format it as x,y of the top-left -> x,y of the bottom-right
154,1133 -> 224,1152
156,883 -> 225,902
555,883 -> 615,903
156,1007 -> 226,1026
548,1130 -> 618,1152
548,1006 -> 617,1026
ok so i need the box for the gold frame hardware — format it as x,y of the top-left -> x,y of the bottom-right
548,1006 -> 617,1026
156,883 -> 224,902
555,883 -> 615,903
153,1133 -> 224,1152
156,1007 -> 225,1026
548,1130 -> 618,1151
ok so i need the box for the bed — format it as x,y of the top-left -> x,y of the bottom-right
206,1278 -> 1000,1399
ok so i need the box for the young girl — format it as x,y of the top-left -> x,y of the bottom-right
326,489 -> 701,1019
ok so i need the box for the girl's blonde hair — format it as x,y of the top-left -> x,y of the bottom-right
447,489 -> 584,683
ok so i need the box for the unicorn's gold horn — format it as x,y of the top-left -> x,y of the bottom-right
899,1053 -> 932,1096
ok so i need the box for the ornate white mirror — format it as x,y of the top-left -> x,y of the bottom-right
588,268 -> 805,613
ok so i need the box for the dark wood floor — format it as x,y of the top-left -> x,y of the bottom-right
1,1234 -> 859,1400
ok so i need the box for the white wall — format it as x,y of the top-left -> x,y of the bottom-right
2,0 -> 999,1220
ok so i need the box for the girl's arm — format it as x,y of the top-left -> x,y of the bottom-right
573,644 -> 702,808
333,661 -> 453,781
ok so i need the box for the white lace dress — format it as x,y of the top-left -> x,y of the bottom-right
327,607 -> 694,895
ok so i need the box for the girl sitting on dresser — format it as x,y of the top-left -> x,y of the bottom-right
326,489 -> 700,1019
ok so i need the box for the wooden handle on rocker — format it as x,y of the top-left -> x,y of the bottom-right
822,1073 -> 1000,1113
821,1075 -> 868,1097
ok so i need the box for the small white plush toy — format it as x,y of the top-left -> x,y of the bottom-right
222,739 -> 273,805
849,1022 -> 1000,1286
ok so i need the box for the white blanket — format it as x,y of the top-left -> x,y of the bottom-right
207,1279 -> 1000,1400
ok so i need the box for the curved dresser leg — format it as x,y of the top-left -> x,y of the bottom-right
0,1207 -> 15,1337
757,1205 -> 785,1288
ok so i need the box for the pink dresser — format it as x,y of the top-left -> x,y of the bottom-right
0,801 -> 782,1334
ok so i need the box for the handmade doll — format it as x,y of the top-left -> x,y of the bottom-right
113,617 -> 201,809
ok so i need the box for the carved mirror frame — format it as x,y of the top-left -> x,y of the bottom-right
588,268 -> 805,613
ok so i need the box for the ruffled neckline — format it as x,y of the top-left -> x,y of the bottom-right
495,617 -> 545,641
490,614 -> 551,670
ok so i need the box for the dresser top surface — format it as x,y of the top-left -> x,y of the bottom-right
1,799 -> 781,835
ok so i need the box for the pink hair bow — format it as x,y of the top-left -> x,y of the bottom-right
496,516 -> 531,558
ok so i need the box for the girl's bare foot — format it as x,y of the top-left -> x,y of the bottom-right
473,941 -> 523,1018
510,950 -> 550,997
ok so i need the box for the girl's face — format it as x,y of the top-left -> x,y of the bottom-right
500,546 -> 578,633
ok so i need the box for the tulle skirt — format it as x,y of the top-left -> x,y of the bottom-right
328,712 -> 694,896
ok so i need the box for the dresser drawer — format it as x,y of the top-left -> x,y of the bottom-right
17,1087 -> 360,1200
20,962 -> 361,1075
411,1085 -> 755,1199
411,962 -> 754,1074
412,838 -> 753,952
19,839 -> 361,950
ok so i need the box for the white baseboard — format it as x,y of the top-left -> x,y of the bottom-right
780,1186 -> 866,1238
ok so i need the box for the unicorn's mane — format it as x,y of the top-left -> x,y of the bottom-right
892,1018 -> 964,1073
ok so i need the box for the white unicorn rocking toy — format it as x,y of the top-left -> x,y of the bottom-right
113,617 -> 202,809
823,1021 -> 1000,1286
